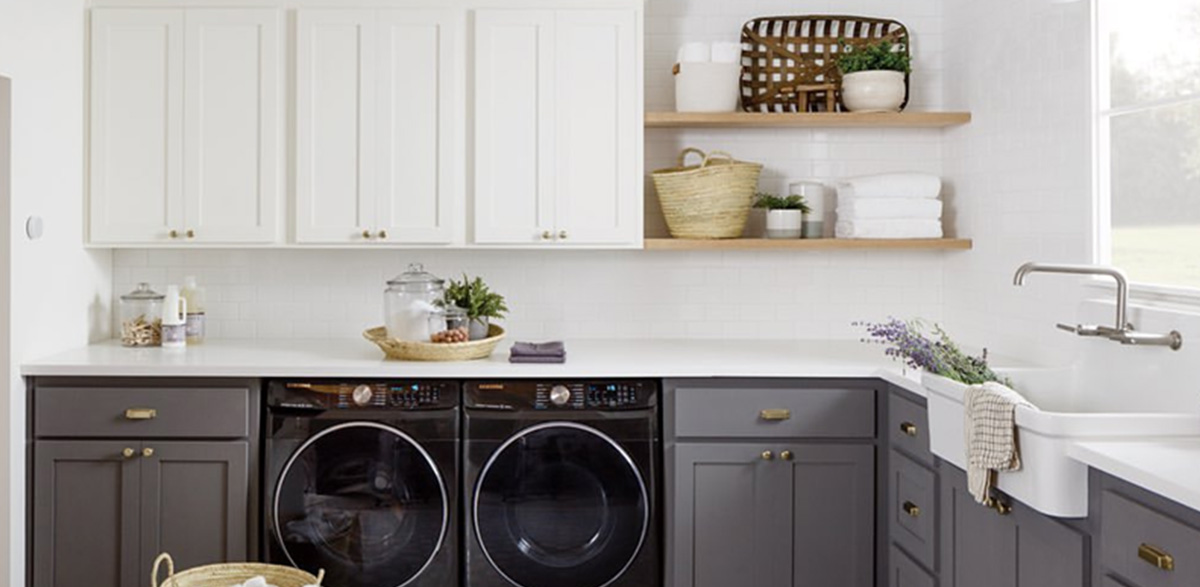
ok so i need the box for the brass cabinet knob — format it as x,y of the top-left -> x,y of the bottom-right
142,447 -> 154,458
761,450 -> 774,461
168,230 -> 179,239
1138,543 -> 1175,571
903,501 -> 921,518
541,230 -> 552,240
377,230 -> 388,239
780,450 -> 794,461
900,422 -> 919,437
558,230 -> 568,239
186,229 -> 195,239
362,230 -> 372,239
122,448 -> 135,459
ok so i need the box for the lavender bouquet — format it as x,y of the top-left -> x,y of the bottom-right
856,318 -> 1009,386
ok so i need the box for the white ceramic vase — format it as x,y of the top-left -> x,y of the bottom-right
765,209 -> 804,239
841,70 -> 906,113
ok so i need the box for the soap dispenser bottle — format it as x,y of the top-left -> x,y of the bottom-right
182,276 -> 206,344
161,285 -> 188,349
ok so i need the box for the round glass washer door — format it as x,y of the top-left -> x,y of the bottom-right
474,422 -> 649,587
274,422 -> 447,587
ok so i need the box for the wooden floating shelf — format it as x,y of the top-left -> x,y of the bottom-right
643,238 -> 973,251
644,111 -> 972,129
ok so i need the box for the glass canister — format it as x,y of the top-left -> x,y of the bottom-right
384,263 -> 445,341
429,305 -> 469,343
119,283 -> 164,347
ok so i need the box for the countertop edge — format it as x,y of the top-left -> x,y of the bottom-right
1068,440 -> 1200,514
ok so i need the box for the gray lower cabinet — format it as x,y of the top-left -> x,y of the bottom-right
30,378 -> 258,587
939,466 -> 1088,587
1094,471 -> 1200,587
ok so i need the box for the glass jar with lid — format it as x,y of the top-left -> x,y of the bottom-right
384,263 -> 445,341
119,283 -> 164,347
429,305 -> 469,343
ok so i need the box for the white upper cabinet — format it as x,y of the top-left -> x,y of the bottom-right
89,8 -> 282,245
474,8 -> 642,247
296,9 -> 462,245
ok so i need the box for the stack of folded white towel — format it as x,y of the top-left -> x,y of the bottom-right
834,173 -> 944,239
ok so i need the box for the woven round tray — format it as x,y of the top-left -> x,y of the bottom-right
152,553 -> 323,587
364,324 -> 506,361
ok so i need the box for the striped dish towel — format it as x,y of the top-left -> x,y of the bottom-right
963,381 -> 1036,505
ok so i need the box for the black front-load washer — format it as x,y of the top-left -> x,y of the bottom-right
463,380 -> 660,587
265,380 -> 459,587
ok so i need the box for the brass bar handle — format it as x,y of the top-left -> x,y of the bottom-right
1138,543 -> 1175,571
122,448 -> 135,459
761,450 -> 774,461
124,408 -> 157,420
780,450 -> 794,461
903,501 -> 921,518
900,422 -> 919,437
142,447 -> 155,458
759,409 -> 792,422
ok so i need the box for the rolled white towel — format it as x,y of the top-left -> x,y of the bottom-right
837,173 -> 942,200
836,219 -> 943,239
837,198 -> 943,220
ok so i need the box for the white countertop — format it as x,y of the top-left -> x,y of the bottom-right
21,338 -> 927,394
1068,440 -> 1200,513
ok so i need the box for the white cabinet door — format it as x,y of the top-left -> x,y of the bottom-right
90,9 -> 185,244
553,10 -> 640,245
183,9 -> 281,244
473,10 -> 556,245
295,10 -> 378,244
375,10 -> 461,244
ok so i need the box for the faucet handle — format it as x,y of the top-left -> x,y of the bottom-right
1056,323 -> 1079,334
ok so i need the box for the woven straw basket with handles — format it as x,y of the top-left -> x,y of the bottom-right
152,553 -> 324,587
652,148 -> 763,239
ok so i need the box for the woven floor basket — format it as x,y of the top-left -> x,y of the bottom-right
740,15 -> 910,113
152,553 -> 323,587
364,324 -> 505,361
652,148 -> 763,239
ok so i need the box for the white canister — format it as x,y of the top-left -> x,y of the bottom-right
789,181 -> 831,238
840,70 -> 907,113
674,62 -> 742,113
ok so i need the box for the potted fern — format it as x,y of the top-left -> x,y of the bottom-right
753,192 -> 812,239
444,274 -> 509,340
837,37 -> 912,113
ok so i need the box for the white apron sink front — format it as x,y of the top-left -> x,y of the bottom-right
925,362 -> 1200,518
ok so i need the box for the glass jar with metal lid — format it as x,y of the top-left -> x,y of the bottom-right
119,283 -> 164,347
384,263 -> 445,341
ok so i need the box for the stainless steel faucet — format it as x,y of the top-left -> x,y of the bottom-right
1013,262 -> 1183,350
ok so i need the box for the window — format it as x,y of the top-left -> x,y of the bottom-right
1097,0 -> 1200,290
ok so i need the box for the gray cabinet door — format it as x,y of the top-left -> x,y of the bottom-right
34,441 -> 141,587
139,441 -> 250,573
788,444 -> 875,587
674,443 -> 789,587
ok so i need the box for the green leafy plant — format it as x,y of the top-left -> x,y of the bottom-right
444,274 -> 509,321
837,37 -> 912,75
753,192 -> 812,213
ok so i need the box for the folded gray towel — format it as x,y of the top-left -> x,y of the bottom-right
509,354 -> 566,364
510,341 -> 566,357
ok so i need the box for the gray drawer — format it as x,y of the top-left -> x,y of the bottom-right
889,546 -> 936,587
35,386 -> 250,439
889,392 -> 932,465
1102,490 -> 1200,587
890,450 -> 937,569
673,386 -> 874,439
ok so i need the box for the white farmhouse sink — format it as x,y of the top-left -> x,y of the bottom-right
926,361 -> 1200,518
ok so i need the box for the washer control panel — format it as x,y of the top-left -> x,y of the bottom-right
467,380 -> 657,411
270,381 -> 456,410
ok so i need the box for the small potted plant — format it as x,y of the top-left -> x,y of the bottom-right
444,274 -> 509,340
836,37 -> 912,113
753,192 -> 812,239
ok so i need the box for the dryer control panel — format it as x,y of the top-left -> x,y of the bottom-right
269,380 -> 457,411
466,380 -> 657,411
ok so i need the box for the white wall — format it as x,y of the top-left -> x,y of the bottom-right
114,0 -> 954,342
0,1 -> 114,584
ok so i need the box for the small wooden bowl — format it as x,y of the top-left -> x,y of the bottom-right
363,324 -> 506,361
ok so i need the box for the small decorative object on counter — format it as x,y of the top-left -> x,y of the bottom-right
856,318 -> 1009,386
429,305 -> 469,343
837,37 -> 912,113
509,341 -> 566,364
652,148 -> 763,239
119,282 -> 164,347
151,552 -> 323,587
789,180 -> 831,238
443,274 -> 509,340
363,324 -> 506,361
754,192 -> 811,239
740,15 -> 909,112
181,275 -> 206,345
384,263 -> 445,341
160,285 -> 188,349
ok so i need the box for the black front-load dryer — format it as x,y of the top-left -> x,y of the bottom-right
265,380 -> 459,587
463,380 -> 660,587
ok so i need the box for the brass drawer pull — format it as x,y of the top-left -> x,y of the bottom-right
124,408 -> 157,420
779,450 -> 794,461
122,448 -> 135,459
1138,543 -> 1175,571
900,422 -> 919,437
903,501 -> 921,518
761,450 -> 774,461
759,409 -> 791,421
142,447 -> 155,458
